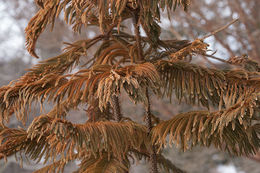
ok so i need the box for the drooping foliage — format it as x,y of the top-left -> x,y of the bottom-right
0,0 -> 259,172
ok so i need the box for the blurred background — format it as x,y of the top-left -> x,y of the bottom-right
0,0 -> 259,172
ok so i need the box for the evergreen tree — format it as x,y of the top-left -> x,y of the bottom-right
0,0 -> 259,172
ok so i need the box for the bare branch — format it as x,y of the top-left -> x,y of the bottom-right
201,18 -> 239,40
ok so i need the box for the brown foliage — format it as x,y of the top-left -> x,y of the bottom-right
0,0 -> 259,172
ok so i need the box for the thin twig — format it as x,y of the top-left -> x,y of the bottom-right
203,54 -> 229,63
201,18 -> 239,40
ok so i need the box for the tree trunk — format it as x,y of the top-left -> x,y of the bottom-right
112,95 -> 122,122
145,89 -> 158,173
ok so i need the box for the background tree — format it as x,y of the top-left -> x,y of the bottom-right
0,0 -> 259,173
164,0 -> 260,62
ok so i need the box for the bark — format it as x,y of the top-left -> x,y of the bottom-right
112,95 -> 122,122
145,89 -> 158,173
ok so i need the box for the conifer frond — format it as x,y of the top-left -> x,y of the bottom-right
96,62 -> 161,109
26,116 -> 149,161
157,60 -> 260,108
76,153 -> 129,173
0,61 -> 160,124
0,127 -> 28,159
0,74 -> 68,124
227,55 -> 260,72
26,0 -> 62,58
0,38 -> 102,124
26,0 -> 128,57
32,38 -> 103,74
51,62 -> 161,110
94,39 -> 132,65
26,0 -> 102,57
0,118 -> 149,165
152,108 -> 260,155
169,39 -> 208,62
3,0 -> 259,172
27,0 -> 191,58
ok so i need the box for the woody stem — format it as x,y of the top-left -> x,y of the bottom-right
134,8 -> 143,61
145,88 -> 158,173
112,95 -> 122,122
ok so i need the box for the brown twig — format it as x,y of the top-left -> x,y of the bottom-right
201,18 -> 239,40
145,89 -> 158,173
203,54 -> 229,63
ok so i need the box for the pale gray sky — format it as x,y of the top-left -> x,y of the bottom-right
0,2 -> 28,60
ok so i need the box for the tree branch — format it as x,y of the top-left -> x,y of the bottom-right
201,18 -> 239,40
